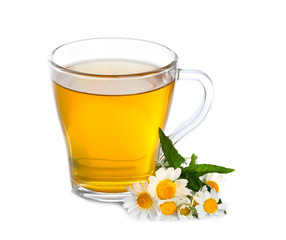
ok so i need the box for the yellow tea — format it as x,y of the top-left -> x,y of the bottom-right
53,60 -> 175,192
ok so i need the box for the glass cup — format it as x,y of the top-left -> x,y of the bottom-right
48,38 -> 214,202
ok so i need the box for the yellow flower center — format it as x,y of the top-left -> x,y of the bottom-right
180,206 -> 191,216
203,198 -> 218,214
160,202 -> 177,215
136,192 -> 153,209
206,180 -> 219,192
156,179 -> 176,199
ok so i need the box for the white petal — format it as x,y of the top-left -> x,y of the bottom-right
216,191 -> 221,201
175,179 -> 188,187
155,168 -> 167,181
156,213 -> 164,221
123,196 -> 136,203
173,168 -> 182,181
148,176 -> 158,183
214,195 -> 220,202
143,181 -> 148,192
147,181 -> 157,189
140,210 -> 149,221
218,203 -> 226,211
158,199 -> 168,205
214,209 -> 225,216
126,186 -> 138,196
153,202 -> 161,212
127,205 -> 139,213
206,173 -> 215,181
167,169 -> 176,180
176,187 -> 191,196
210,188 -> 217,198
215,174 -> 223,182
195,204 -> 203,212
133,182 -> 143,193
149,208 -> 157,220
123,198 -> 136,208
193,196 -> 204,205
210,188 -> 220,201
204,191 -> 211,199
165,167 -> 174,179
147,183 -> 157,198
200,185 -> 208,193
201,174 -> 208,182
175,197 -> 188,206
197,191 -> 205,199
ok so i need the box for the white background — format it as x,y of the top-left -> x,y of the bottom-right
1,0 -> 285,239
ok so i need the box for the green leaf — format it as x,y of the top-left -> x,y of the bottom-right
159,128 -> 185,169
186,173 -> 206,192
191,164 -> 235,176
181,167 -> 204,192
190,154 -> 198,168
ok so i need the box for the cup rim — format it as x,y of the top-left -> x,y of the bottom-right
48,37 -> 178,78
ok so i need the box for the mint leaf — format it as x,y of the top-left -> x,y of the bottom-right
183,158 -> 235,192
159,128 -> 185,169
180,167 -> 205,192
190,154 -> 198,168
186,173 -> 205,192
190,164 -> 235,177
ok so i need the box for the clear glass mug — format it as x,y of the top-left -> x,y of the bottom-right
48,38 -> 214,202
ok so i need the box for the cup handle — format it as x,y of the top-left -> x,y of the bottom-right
168,69 -> 214,144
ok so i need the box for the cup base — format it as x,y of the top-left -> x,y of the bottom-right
72,182 -> 131,202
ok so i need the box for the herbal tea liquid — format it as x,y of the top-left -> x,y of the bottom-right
53,60 -> 175,192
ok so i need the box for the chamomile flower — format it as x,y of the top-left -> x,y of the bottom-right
148,167 -> 191,200
201,173 -> 226,192
123,182 -> 159,220
155,197 -> 187,220
191,185 -> 208,207
159,199 -> 178,216
194,188 -> 226,219
177,203 -> 195,220
171,196 -> 194,220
